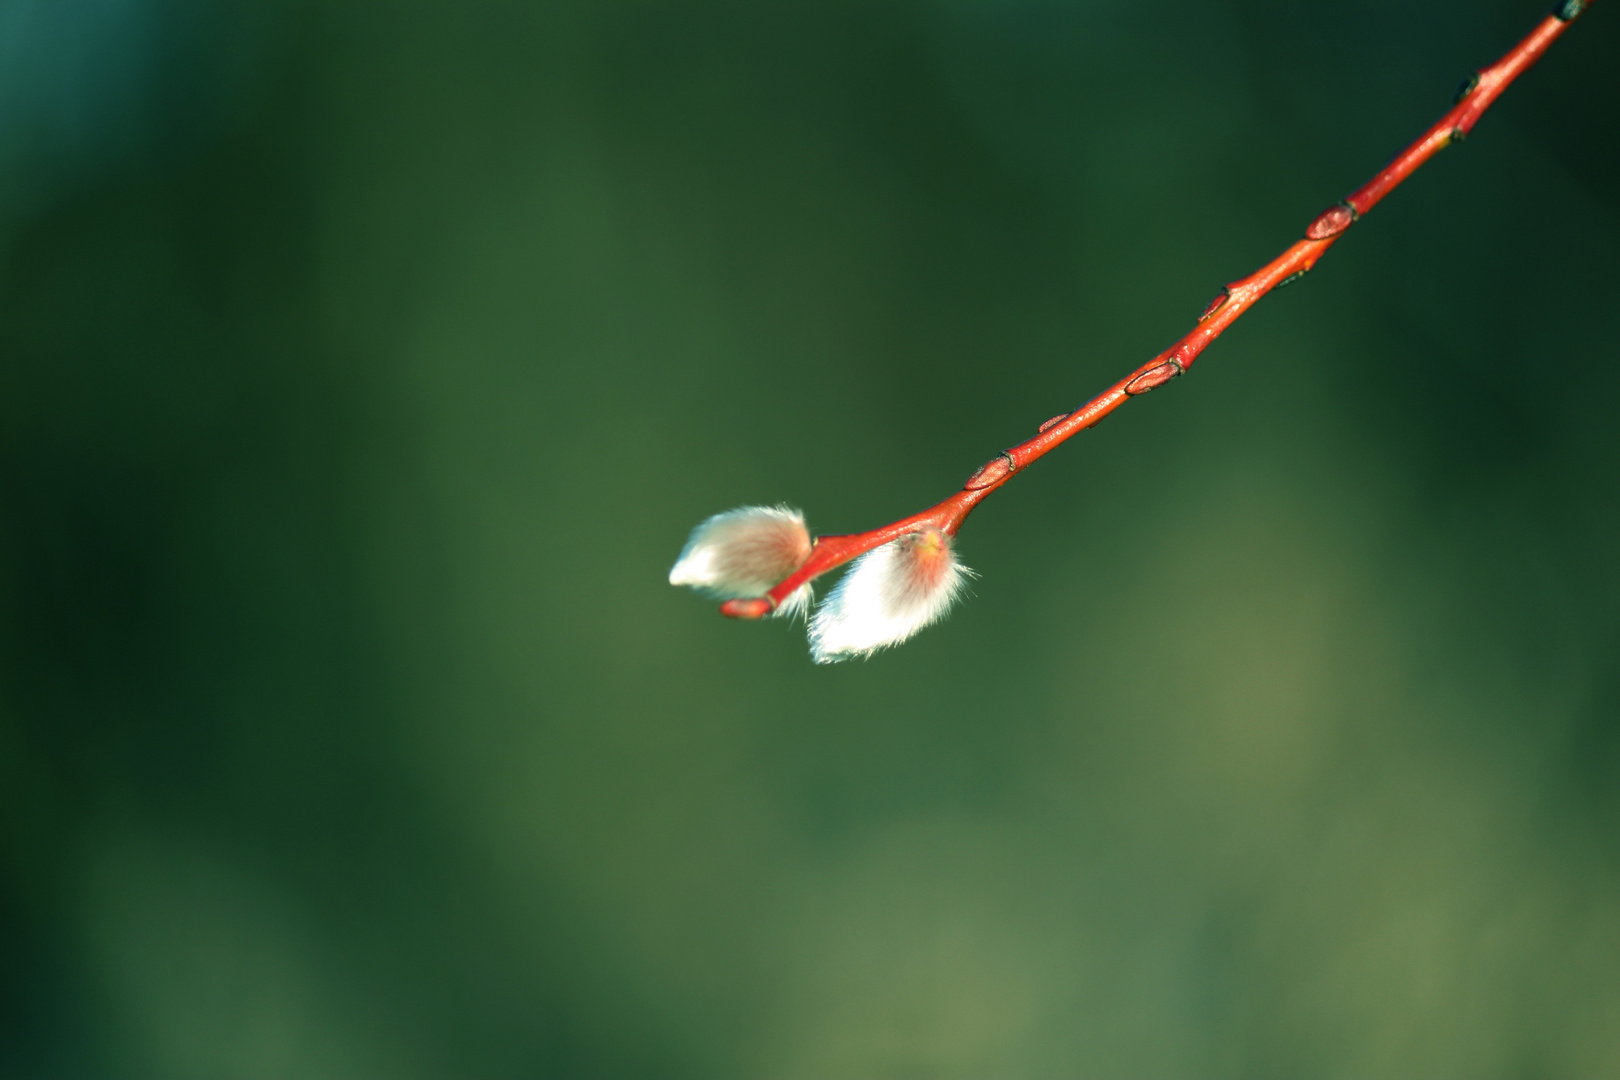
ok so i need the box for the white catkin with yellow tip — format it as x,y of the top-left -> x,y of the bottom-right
668,505 -> 814,618
808,527 -> 972,662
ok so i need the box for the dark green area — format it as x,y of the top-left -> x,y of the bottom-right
2,1 -> 1617,1076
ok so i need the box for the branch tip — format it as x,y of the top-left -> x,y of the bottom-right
720,597 -> 774,619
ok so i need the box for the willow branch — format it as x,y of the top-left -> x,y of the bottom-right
721,0 -> 1593,621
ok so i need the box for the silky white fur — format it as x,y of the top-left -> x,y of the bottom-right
808,529 -> 972,663
668,505 -> 813,618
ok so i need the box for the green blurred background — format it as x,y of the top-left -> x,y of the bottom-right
2,1 -> 1617,1076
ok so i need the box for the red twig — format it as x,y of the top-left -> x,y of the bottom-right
721,1 -> 1593,621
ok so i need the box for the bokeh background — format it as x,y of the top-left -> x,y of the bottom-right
2,1 -> 1618,1076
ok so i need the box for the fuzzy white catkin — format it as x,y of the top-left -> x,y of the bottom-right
809,528 -> 971,662
668,505 -> 814,618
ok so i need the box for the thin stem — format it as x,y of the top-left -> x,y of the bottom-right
722,1 -> 1593,621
